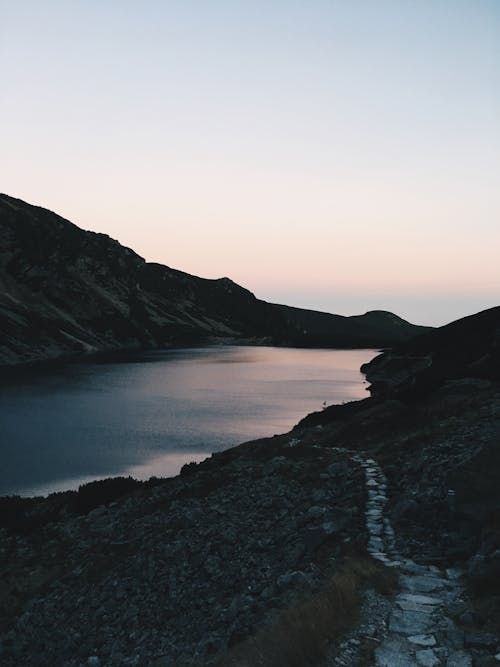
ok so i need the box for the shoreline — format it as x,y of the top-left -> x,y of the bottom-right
0,337 -> 384,375
1,345 -> 377,500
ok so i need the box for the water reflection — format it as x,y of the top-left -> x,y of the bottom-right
0,346 -> 375,496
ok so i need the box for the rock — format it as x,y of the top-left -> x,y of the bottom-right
369,537 -> 385,551
276,571 -> 309,589
321,521 -> 339,535
401,561 -> 430,575
374,636 -> 419,666
367,521 -> 384,535
400,574 -> 447,594
397,594 -> 442,606
446,567 -> 465,580
306,505 -> 326,519
408,634 -> 437,647
389,609 -> 435,635
415,649 -> 440,666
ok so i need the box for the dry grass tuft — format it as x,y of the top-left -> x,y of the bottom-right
211,556 -> 396,667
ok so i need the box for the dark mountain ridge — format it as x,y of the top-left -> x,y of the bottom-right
361,305 -> 500,398
0,194 -> 430,366
275,304 -> 420,348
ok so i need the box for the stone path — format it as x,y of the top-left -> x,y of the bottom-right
351,452 -> 475,667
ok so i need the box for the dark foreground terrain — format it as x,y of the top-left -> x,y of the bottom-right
1,306 -> 499,666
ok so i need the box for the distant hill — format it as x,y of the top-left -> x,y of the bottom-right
275,304 -> 427,348
0,194 -> 430,366
361,305 -> 500,397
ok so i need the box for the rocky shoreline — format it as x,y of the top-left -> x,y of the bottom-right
1,372 -> 499,666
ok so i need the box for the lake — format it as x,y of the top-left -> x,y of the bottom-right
0,346 -> 376,496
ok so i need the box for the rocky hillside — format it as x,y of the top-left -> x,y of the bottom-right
0,194 -> 429,367
360,306 -> 500,398
1,306 -> 499,665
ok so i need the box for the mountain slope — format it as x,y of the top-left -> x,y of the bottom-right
275,304 -> 428,347
0,194 -> 430,366
361,305 -> 500,397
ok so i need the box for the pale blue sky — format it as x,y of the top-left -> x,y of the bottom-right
1,1 -> 499,325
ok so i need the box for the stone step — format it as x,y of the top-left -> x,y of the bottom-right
415,648 -> 440,666
367,522 -> 384,536
407,634 -> 437,647
396,600 -> 442,613
374,636 -> 419,667
397,594 -> 443,606
369,538 -> 385,551
389,609 -> 436,635
400,574 -> 449,594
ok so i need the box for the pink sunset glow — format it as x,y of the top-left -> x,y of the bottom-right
1,1 -> 498,326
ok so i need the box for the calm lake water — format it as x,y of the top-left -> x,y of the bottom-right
0,346 -> 376,497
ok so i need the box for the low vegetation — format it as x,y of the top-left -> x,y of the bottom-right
207,555 -> 396,667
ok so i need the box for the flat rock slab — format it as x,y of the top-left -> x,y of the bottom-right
397,600 -> 441,613
416,649 -> 441,666
397,593 -> 442,606
400,574 -> 447,594
369,539 -> 385,551
408,634 -> 437,647
368,524 -> 384,536
401,562 -> 433,576
370,552 -> 391,563
389,609 -> 435,635
374,637 -> 419,667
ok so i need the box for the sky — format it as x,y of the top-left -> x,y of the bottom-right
1,1 -> 499,326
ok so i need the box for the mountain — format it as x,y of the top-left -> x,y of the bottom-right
274,304 -> 425,348
361,305 -> 500,397
0,194 -> 430,366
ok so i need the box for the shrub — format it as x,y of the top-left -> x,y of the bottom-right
71,476 -> 141,514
